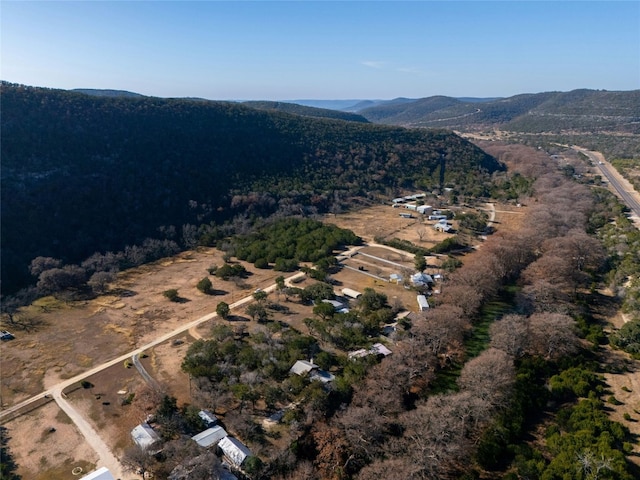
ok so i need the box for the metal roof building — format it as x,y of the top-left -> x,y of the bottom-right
192,426 -> 228,448
218,436 -> 252,467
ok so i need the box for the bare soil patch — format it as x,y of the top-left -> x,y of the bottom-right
4,400 -> 97,480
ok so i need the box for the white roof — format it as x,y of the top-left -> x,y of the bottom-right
417,295 -> 430,310
349,343 -> 392,359
348,348 -> 369,359
290,360 -> 318,376
218,436 -> 252,466
342,288 -> 362,298
370,343 -> 392,356
411,273 -> 434,285
80,467 -> 115,480
198,410 -> 218,426
131,423 -> 161,450
192,425 -> 228,448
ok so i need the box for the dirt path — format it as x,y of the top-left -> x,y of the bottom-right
2,270 -> 306,478
52,388 -> 125,479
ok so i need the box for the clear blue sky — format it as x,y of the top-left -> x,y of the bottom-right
2,1 -> 639,100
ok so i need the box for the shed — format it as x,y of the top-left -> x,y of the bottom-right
192,425 -> 228,448
80,467 -> 115,480
131,423 -> 161,451
198,410 -> 218,427
417,295 -> 430,311
341,288 -> 362,299
389,273 -> 403,284
417,205 -> 433,215
218,436 -> 252,467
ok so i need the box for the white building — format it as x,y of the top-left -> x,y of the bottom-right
417,295 -> 430,311
218,436 -> 252,467
131,423 -> 161,451
192,425 -> 228,448
341,288 -> 362,299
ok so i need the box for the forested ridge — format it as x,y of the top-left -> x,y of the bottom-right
0,82 -> 501,293
358,89 -> 640,134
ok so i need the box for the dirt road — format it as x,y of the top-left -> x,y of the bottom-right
1,270 -> 306,477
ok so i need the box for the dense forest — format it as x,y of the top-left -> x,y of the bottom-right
0,82 -> 501,294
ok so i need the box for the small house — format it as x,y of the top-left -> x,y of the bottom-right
192,425 -> 228,448
290,359 -> 318,376
131,423 -> 161,451
434,222 -> 452,233
370,343 -> 393,356
417,205 -> 433,215
411,272 -> 434,287
417,295 -> 430,311
218,436 -> 252,467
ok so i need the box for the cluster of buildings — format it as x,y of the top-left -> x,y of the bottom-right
128,409 -> 253,479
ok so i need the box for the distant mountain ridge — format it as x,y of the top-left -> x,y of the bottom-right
355,89 -> 640,133
71,88 -> 146,98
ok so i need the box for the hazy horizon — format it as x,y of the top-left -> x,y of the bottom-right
2,1 -> 639,101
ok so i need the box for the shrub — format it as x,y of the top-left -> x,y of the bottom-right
163,289 -> 180,301
254,258 -> 269,269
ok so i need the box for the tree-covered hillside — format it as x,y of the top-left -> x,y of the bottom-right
359,89 -> 640,133
242,101 -> 370,123
1,82 -> 501,292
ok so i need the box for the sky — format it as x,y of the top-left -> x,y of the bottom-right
2,1 -> 639,100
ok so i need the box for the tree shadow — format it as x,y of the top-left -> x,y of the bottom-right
110,288 -> 138,298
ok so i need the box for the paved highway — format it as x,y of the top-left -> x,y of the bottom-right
572,146 -> 640,222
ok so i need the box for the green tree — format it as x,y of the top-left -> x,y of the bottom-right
196,276 -> 212,294
414,252 -> 427,272
246,303 -> 268,322
313,301 -> 336,320
253,289 -> 268,303
216,301 -> 230,320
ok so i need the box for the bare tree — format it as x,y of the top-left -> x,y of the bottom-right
489,314 -> 530,357
528,312 -> 579,359
458,348 -> 515,410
